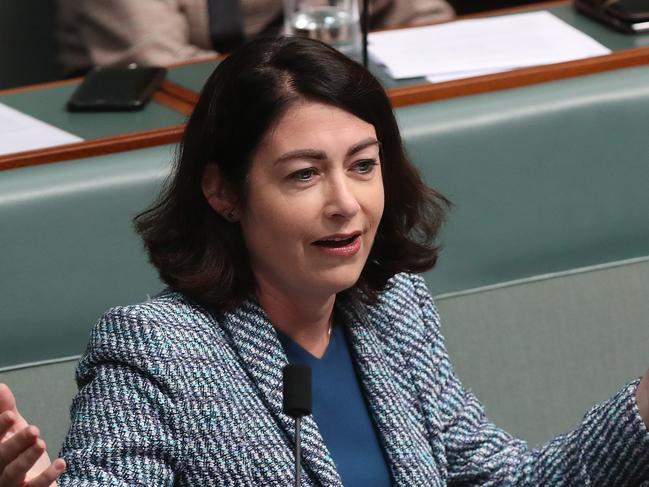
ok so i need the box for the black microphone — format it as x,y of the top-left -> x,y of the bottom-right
283,363 -> 312,487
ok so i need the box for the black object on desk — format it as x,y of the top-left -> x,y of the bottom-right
575,0 -> 649,33
67,65 -> 167,112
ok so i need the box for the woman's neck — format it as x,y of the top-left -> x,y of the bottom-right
257,285 -> 335,359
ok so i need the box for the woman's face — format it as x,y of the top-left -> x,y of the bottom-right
239,101 -> 384,302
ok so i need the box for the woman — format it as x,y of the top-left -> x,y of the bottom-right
1,36 -> 649,486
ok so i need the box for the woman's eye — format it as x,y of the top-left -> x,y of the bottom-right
290,168 -> 317,182
354,159 -> 378,174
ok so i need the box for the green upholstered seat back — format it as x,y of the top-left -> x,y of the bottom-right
401,65 -> 649,295
4,66 -> 649,369
437,256 -> 649,446
0,146 -> 172,368
0,146 -> 173,453
0,361 -> 77,455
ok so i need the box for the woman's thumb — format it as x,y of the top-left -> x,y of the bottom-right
0,383 -> 29,433
0,383 -> 17,413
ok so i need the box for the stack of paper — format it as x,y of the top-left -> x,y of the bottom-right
0,102 -> 83,156
368,11 -> 611,83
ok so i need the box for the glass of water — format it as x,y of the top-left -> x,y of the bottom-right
283,0 -> 361,59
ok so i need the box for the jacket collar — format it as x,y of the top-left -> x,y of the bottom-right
218,294 -> 441,486
219,298 -> 343,487
338,295 -> 443,487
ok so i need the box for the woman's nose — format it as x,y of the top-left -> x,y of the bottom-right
324,176 -> 361,219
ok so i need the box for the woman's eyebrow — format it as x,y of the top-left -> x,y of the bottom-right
273,149 -> 327,166
273,138 -> 380,166
346,138 -> 380,157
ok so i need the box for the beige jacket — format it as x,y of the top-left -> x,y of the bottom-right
57,0 -> 454,75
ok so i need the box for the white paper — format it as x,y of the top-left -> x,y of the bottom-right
426,66 -> 517,83
0,102 -> 83,156
369,11 -> 612,81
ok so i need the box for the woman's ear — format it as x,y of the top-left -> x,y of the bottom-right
201,163 -> 240,222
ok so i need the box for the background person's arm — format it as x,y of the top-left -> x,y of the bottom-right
369,0 -> 455,28
58,0 -> 217,73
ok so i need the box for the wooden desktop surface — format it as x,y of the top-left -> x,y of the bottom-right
0,78 -> 193,171
162,0 -> 649,107
3,0 -> 649,171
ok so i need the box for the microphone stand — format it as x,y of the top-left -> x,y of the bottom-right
294,416 -> 302,487
362,0 -> 370,68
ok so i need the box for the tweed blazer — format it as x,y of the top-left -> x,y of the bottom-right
58,273 -> 649,486
56,0 -> 454,76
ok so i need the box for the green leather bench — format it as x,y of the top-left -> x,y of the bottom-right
437,256 -> 649,447
0,146 -> 172,367
2,64 -> 649,452
402,64 -> 649,295
1,146 -> 171,452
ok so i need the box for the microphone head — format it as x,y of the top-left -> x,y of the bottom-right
282,363 -> 312,419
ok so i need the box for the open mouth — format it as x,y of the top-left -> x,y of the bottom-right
312,233 -> 361,248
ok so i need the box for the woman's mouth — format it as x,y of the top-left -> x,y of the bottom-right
312,232 -> 362,256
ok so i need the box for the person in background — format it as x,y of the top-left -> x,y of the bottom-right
56,0 -> 455,76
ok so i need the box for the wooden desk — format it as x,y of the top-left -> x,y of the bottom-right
0,78 -> 193,170
4,0 -> 648,171
161,0 -> 649,107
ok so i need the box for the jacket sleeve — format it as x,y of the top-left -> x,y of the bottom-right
57,306 -> 186,486
70,0 -> 216,68
410,275 -> 649,486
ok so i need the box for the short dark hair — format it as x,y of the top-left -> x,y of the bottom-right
135,36 -> 448,311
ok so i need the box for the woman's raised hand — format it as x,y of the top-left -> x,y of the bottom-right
0,384 -> 65,487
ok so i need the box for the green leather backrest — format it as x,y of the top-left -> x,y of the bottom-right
3,66 -> 649,369
437,256 -> 649,446
400,65 -> 649,295
0,146 -> 173,368
0,360 -> 76,456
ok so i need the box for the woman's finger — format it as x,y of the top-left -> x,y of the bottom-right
0,411 -> 16,442
0,385 -> 29,439
0,384 -> 17,415
24,458 -> 66,487
0,426 -> 39,471
0,439 -> 45,486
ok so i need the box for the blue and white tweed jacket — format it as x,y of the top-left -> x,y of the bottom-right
59,273 -> 649,486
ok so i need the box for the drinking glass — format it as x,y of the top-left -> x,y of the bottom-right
283,0 -> 361,59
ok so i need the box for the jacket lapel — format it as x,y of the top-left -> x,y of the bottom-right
218,299 -> 343,487
338,297 -> 443,487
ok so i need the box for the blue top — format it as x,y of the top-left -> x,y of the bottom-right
277,320 -> 393,487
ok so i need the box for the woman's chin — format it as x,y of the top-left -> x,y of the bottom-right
314,271 -> 363,297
